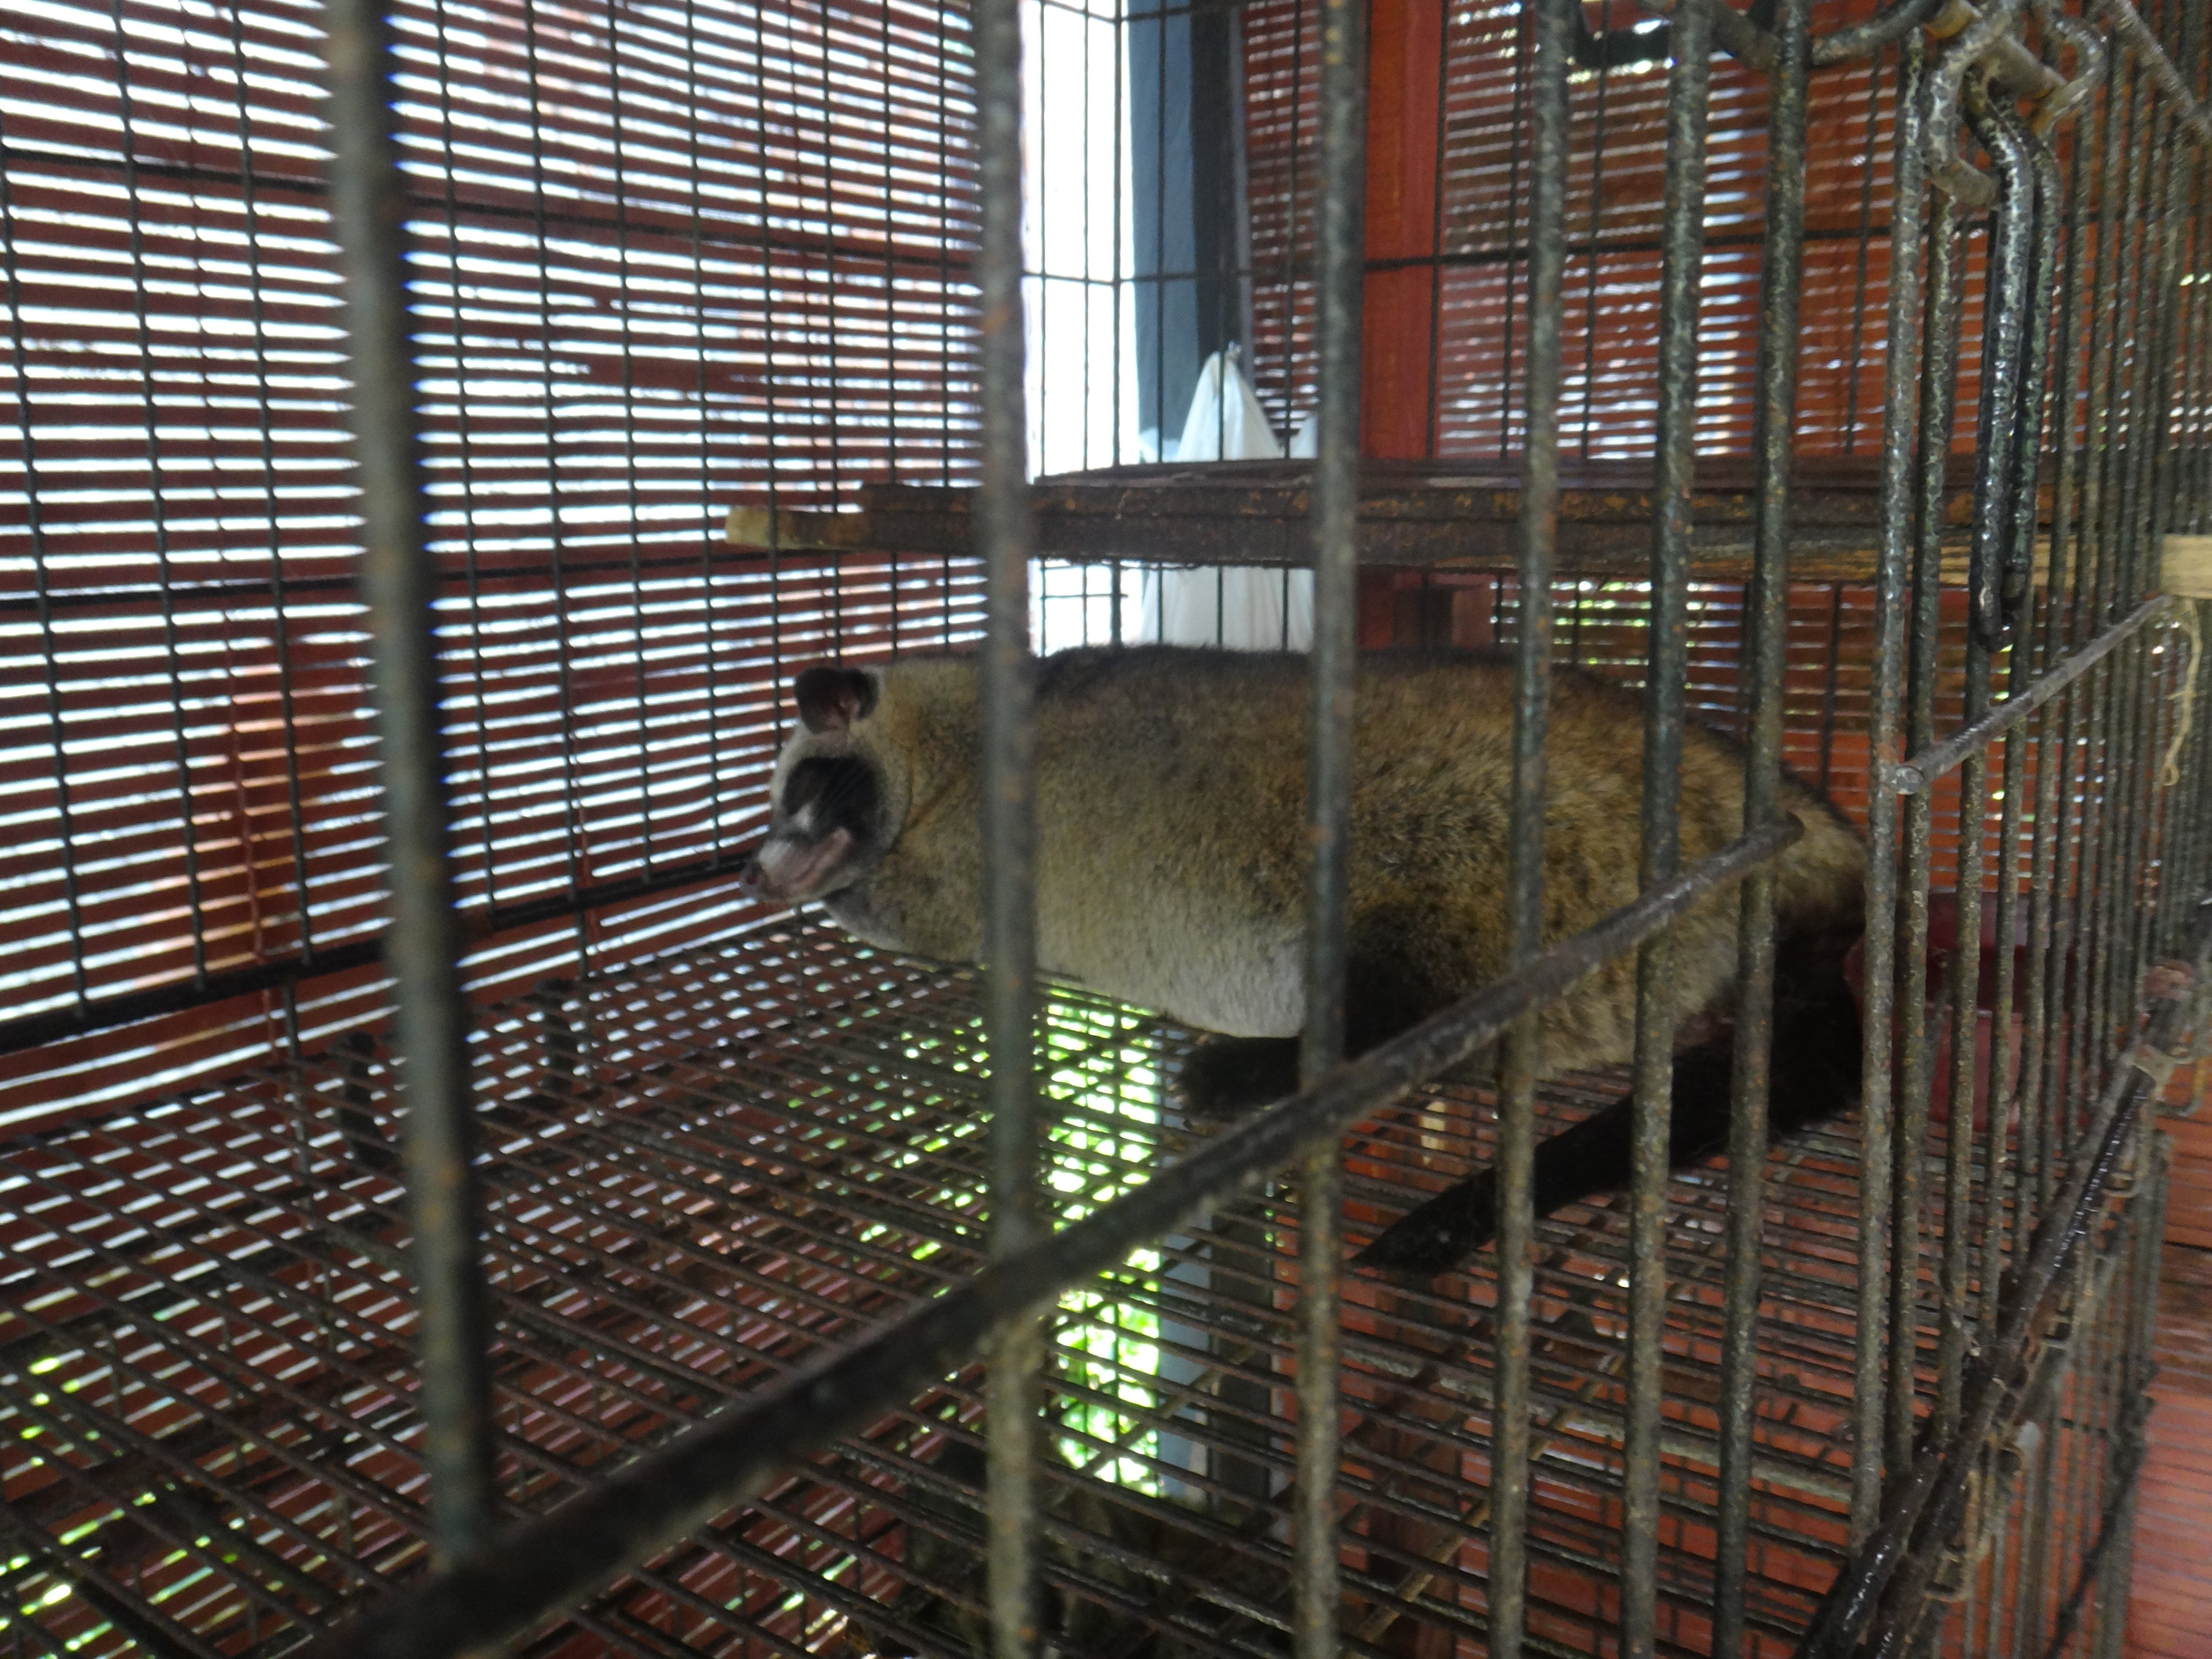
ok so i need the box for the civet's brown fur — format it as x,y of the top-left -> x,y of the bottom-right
749,646 -> 1866,1274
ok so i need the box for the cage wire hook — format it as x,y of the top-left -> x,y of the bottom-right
1810,0 -> 1945,65
1922,0 -> 2028,206
1963,67 -> 2036,650
2027,0 -> 2106,136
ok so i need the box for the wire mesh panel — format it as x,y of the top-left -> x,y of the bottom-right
0,915 -> 2154,1659
3,0 -> 2212,1651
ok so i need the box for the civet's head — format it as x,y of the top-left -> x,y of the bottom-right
739,665 -> 897,906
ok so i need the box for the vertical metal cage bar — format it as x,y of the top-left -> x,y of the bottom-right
2114,71 -> 2168,1066
2147,622 -> 2188,955
518,0 -> 584,950
1893,187 -> 1967,1478
975,0 -> 1042,1639
2188,604 -> 2212,897
1492,3 -> 1572,1654
2179,606 -> 2212,906
2068,55 -> 2142,1146
2030,40 -> 2103,1226
230,0 -> 318,970
1713,0 -> 1811,1644
687,0 -> 723,849
2100,1129 -> 2172,1657
1853,32 -> 1929,1536
2184,158 -> 2212,532
435,0 -> 493,926
2080,55 -> 2135,633
2132,44 -> 2201,963
321,0 -> 496,1565
2145,552 -> 2193,965
609,0 -> 656,891
2023,685 -> 2065,1219
2118,46 -> 2173,615
113,0 -> 208,990
2093,65 -> 2162,1091
1982,104 -> 2063,1335
1625,0 -> 1709,1633
2106,632 -> 2155,1121
1941,76 -> 2029,1439
1938,589 -> 1993,1435
0,112 -> 86,1013
1294,0 -> 1367,1644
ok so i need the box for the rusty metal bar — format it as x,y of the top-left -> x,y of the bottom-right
2026,32 -> 2103,1238
1712,0 -> 1810,1644
1494,2 -> 1573,1654
1851,23 -> 1927,1542
2062,41 -> 2141,1165
1293,0 -> 1367,1643
1623,0 -> 1709,1638
1892,178 -> 1968,1478
321,0 -> 495,1567
2093,0 -> 2212,144
974,0 -> 1040,1637
1980,86 -> 2061,1343
1965,74 -> 2035,652
1927,70 -> 2028,1444
1924,0 -> 2066,110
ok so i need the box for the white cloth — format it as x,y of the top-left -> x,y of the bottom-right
1136,352 -> 1316,651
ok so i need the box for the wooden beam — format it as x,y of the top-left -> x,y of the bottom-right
724,505 -> 879,554
1937,537 -> 2053,590
720,464 -> 2081,589
2163,535 -> 2212,598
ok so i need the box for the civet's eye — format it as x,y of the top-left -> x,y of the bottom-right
780,756 -> 879,842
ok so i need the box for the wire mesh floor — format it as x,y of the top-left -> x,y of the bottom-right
0,919 -> 1989,1659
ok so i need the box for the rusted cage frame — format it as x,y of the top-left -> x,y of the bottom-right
286,0 -> 2212,1653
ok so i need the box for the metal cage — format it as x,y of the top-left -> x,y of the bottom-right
1,0 -> 2210,1655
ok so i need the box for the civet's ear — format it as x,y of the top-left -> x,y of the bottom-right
794,665 -> 876,733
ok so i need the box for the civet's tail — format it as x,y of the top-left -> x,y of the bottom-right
1355,934 -> 1863,1277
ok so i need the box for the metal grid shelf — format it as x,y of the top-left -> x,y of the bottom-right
0,920 -> 2060,1658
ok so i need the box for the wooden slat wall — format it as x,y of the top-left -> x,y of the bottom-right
0,0 -> 986,1130
1243,0 -> 1947,463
